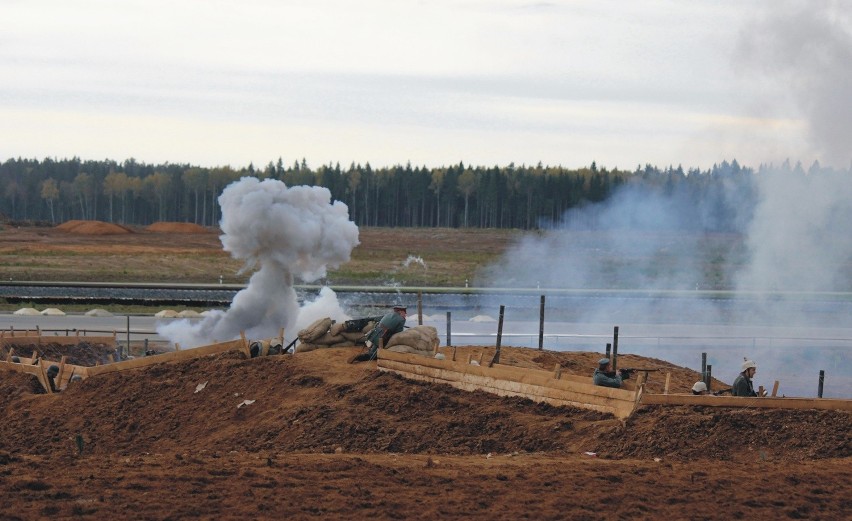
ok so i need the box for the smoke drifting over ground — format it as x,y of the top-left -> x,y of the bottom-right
737,0 -> 852,168
159,177 -> 359,348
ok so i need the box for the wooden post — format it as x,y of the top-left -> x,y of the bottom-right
125,315 -> 130,359
279,327 -> 285,341
40,363 -> 53,394
553,364 -> 562,380
56,356 -> 67,390
467,353 -> 472,365
417,291 -> 423,326
701,352 -> 707,384
605,343 -> 611,359
538,295 -> 545,350
758,385 -> 765,397
239,330 -> 250,357
446,311 -> 452,347
451,345 -> 457,362
706,365 -> 712,392
771,380 -> 780,397
664,372 -> 671,394
478,352 -> 484,365
611,326 -> 619,371
491,305 -> 505,366
818,370 -> 825,398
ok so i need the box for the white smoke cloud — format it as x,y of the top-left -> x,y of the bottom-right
158,177 -> 359,348
734,166 -> 852,293
736,0 -> 852,168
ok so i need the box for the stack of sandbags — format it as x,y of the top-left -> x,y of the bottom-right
384,325 -> 439,356
296,317 -> 375,353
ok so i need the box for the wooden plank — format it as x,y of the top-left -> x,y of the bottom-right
379,350 -> 637,399
642,393 -> 852,412
771,381 -> 780,397
379,359 -> 631,417
664,372 -> 671,394
85,339 -> 248,377
377,355 -> 640,419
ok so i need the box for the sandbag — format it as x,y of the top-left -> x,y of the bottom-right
298,317 -> 332,342
312,332 -> 346,346
341,331 -> 367,343
329,322 -> 346,336
386,326 -> 439,352
331,340 -> 356,348
387,345 -> 433,356
295,342 -> 321,353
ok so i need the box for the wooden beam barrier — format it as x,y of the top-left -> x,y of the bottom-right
377,350 -> 641,419
641,393 -> 852,412
85,339 -> 250,377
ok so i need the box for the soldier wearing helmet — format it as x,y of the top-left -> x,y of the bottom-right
732,359 -> 758,397
46,364 -> 60,393
592,358 -> 628,388
691,381 -> 709,395
350,305 -> 408,363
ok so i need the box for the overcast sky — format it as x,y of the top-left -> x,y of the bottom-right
1,0 -> 849,171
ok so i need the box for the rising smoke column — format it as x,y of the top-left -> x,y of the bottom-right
158,177 -> 359,348
736,0 -> 852,168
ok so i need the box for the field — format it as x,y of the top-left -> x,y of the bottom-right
0,223 -> 523,287
1,222 -> 850,519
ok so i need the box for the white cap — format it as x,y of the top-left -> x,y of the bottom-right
692,381 -> 708,393
742,359 -> 757,371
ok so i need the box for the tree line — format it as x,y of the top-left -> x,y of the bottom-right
0,156 -> 834,232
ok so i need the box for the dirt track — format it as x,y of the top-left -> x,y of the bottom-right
1,346 -> 850,520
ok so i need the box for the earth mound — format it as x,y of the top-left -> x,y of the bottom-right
6,341 -> 117,366
146,221 -> 211,233
1,345 -> 850,520
55,220 -> 133,235
0,346 -> 847,462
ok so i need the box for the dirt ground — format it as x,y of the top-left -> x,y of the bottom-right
1,346 -> 849,520
0,221 -> 519,286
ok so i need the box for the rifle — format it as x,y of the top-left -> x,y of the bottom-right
618,367 -> 661,377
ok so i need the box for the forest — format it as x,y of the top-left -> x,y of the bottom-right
0,156 -> 833,232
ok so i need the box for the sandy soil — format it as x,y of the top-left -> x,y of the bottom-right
1,346 -> 849,520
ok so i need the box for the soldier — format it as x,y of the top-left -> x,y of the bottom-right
592,358 -> 629,389
692,381 -> 709,395
732,359 -> 762,397
350,305 -> 408,363
46,364 -> 60,393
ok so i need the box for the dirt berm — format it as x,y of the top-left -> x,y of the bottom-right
0,346 -> 849,520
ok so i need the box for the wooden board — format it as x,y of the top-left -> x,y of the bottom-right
642,393 -> 852,412
84,338 -> 249,377
378,350 -> 641,419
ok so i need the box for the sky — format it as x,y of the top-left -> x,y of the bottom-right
1,0 -> 850,171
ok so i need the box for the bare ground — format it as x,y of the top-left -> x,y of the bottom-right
1,346 -> 850,520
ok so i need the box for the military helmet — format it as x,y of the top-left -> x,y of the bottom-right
692,381 -> 708,393
598,358 -> 610,366
47,364 -> 60,377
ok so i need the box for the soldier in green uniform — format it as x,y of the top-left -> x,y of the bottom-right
350,305 -> 408,362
